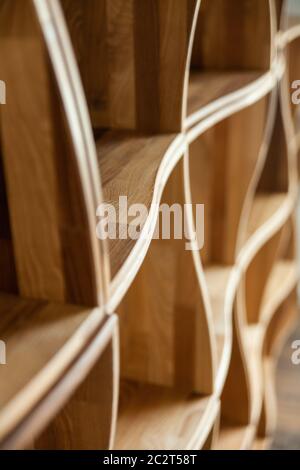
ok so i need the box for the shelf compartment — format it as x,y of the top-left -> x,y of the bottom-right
242,95 -> 292,248
0,0 -> 109,306
114,159 -> 216,449
35,318 -> 117,450
243,98 -> 293,324
218,322 -> 261,449
115,380 -> 216,450
245,228 -> 285,324
246,193 -> 288,240
186,70 -> 264,129
256,97 -> 290,195
245,215 -> 297,327
188,95 -> 270,390
186,0 -> 272,129
0,292 -> 116,448
96,130 -> 185,296
116,159 -> 214,393
241,234 -> 298,446
189,95 -> 269,265
61,0 -> 199,133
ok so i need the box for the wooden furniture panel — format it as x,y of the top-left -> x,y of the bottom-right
192,0 -> 272,70
189,96 -> 269,265
35,328 -> 118,450
0,0 -> 298,451
0,291 -> 118,449
117,158 -> 215,395
186,0 -> 274,129
0,0 -> 108,306
61,0 -> 199,133
0,0 -> 113,449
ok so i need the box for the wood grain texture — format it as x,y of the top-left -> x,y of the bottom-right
0,292 -> 96,446
60,0 -> 110,127
189,96 -> 268,265
257,99 -> 289,192
62,0 -> 199,132
0,298 -> 118,449
117,159 -> 215,395
0,295 -> 92,410
0,0 -> 107,306
96,131 -> 177,279
219,302 -> 251,427
187,70 -> 263,122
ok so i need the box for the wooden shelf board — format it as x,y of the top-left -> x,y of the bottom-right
96,131 -> 179,280
186,70 -> 262,128
247,192 -> 287,240
0,292 -> 93,438
204,264 -> 233,367
115,380 -> 213,450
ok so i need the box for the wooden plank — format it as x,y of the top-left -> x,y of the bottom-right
35,339 -> 116,450
191,0 -> 272,70
0,0 -> 106,305
189,96 -> 268,264
62,0 -> 199,132
115,380 -> 213,450
187,70 -> 262,121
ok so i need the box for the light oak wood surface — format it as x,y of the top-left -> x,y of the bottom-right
0,0 -> 298,450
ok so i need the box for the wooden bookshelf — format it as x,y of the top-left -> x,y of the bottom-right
0,0 -> 299,450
